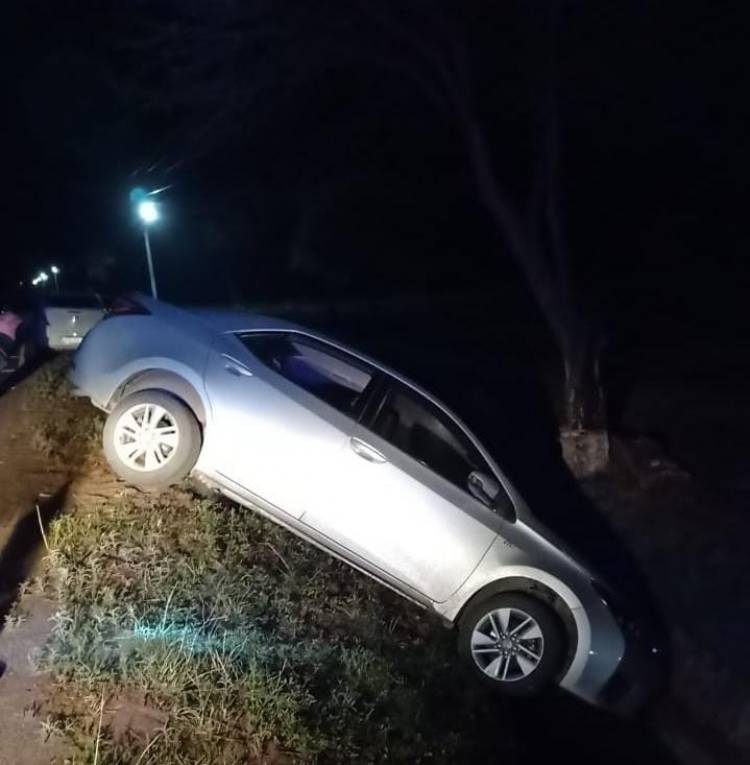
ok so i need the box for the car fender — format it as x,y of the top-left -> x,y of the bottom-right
438,547 -> 593,688
106,358 -> 210,425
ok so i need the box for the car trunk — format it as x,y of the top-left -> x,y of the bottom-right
45,305 -> 103,349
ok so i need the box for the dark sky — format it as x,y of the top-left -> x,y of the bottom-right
4,1 -> 748,333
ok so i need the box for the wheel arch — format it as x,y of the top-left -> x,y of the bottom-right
455,576 -> 580,677
109,369 -> 207,426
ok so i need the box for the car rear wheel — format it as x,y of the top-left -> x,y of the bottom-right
103,390 -> 201,491
458,592 -> 565,696
16,338 -> 37,368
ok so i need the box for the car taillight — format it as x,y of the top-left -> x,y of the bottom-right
105,295 -> 151,318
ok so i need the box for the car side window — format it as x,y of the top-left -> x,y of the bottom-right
370,383 -> 493,493
240,332 -> 373,417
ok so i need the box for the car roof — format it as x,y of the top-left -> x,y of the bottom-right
189,307 -> 303,334
139,296 -> 498,444
131,293 -> 301,335
190,306 -> 412,387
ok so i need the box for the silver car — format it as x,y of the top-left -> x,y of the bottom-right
70,294 -> 662,712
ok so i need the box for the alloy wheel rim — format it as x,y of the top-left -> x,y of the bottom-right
470,607 -> 545,682
113,403 -> 180,472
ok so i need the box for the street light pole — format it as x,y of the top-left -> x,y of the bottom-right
134,197 -> 160,298
50,265 -> 60,292
143,227 -> 158,299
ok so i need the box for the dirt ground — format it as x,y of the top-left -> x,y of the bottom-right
0,358 -> 748,764
0,376 -> 70,764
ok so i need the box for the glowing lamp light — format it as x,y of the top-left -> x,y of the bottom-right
51,265 -> 60,275
130,187 -> 161,298
137,199 -> 159,224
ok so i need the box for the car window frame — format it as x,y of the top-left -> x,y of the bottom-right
361,376 -> 501,500
238,330 -> 379,423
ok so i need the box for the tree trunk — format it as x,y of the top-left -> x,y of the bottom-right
451,71 -> 610,477
559,335 -> 609,476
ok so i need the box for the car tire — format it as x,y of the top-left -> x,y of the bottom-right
103,390 -> 201,491
17,338 -> 36,368
458,592 -> 566,697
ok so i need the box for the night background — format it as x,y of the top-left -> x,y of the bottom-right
6,2 -> 747,309
2,1 -> 750,763
6,0 -> 750,468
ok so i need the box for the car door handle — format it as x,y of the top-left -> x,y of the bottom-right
349,437 -> 386,464
223,356 -> 253,377
225,364 -> 253,377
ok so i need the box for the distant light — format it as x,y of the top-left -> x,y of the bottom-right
138,200 -> 159,224
39,272 -> 49,282
51,265 -> 60,275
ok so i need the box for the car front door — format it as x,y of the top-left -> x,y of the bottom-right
301,379 -> 502,602
202,331 -> 375,520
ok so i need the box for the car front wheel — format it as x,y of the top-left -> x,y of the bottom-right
103,390 -> 201,491
458,592 -> 566,696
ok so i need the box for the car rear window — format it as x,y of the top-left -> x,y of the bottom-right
240,332 -> 373,417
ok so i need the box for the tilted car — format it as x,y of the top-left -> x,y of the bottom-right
70,294 -> 662,712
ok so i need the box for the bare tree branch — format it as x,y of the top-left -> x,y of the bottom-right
115,0 -> 607,444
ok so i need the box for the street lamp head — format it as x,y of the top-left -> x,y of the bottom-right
51,265 -> 60,275
137,199 -> 159,225
39,271 -> 49,282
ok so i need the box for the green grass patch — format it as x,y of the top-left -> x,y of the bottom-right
28,359 -> 516,762
40,492 -> 514,763
29,356 -> 104,463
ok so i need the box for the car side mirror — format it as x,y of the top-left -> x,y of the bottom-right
468,470 -> 516,522
468,470 -> 500,504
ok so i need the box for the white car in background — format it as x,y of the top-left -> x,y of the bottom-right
40,292 -> 105,350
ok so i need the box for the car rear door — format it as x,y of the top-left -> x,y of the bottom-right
202,331 -> 375,520
300,378 -> 500,603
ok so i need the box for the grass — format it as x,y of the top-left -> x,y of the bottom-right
39,493 -> 498,763
29,357 -> 105,463
26,359 -> 517,763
